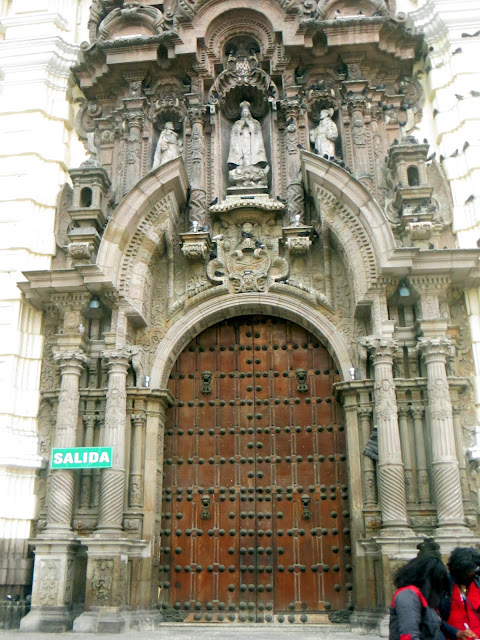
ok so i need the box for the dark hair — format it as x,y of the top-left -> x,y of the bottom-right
448,548 -> 480,584
394,555 -> 449,609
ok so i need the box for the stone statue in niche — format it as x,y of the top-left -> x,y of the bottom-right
152,122 -> 181,169
310,108 -> 338,158
227,101 -> 269,187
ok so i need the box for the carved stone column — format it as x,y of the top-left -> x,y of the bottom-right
282,98 -> 305,224
96,349 -> 130,535
187,106 -> 208,228
21,351 -> 87,632
410,406 -> 431,504
46,352 -> 88,534
129,412 -> 146,509
367,339 -> 409,529
418,337 -> 465,529
358,406 -> 377,507
79,414 -> 96,509
398,405 -> 416,505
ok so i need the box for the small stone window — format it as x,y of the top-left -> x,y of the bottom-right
80,187 -> 93,208
407,166 -> 419,187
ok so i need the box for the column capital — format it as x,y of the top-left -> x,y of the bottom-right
101,348 -> 131,370
131,412 -> 147,427
357,406 -> 372,419
363,337 -> 398,362
410,406 -> 425,419
398,405 -> 410,418
53,351 -> 89,372
186,105 -> 208,125
417,336 -> 451,360
83,414 -> 97,428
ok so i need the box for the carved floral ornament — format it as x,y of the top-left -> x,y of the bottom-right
96,3 -> 166,44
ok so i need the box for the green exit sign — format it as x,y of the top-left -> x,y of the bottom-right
51,447 -> 113,469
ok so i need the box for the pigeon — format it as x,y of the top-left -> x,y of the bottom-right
463,141 -> 470,151
433,109 -> 439,117
452,47 -> 463,55
462,30 -> 480,38
427,152 -> 436,162
209,197 -> 219,206
297,143 -> 305,150
449,149 -> 459,158
465,194 -> 475,204
471,90 -> 480,97
455,94 -> 464,100
439,155 -> 445,162
423,138 -> 428,144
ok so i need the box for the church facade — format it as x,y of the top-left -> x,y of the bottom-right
2,0 -> 480,633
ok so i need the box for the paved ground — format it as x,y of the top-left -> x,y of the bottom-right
1,623 -> 381,639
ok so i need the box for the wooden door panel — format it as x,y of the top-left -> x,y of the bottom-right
160,316 -> 351,622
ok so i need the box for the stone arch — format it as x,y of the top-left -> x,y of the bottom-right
149,292 -> 354,389
302,150 -> 397,302
95,158 -> 188,293
205,9 -> 276,63
175,0 -> 307,56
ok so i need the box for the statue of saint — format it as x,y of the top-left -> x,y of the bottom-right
227,101 -> 269,187
310,108 -> 338,158
152,122 -> 181,169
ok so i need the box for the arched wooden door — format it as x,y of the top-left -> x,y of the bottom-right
159,316 -> 352,622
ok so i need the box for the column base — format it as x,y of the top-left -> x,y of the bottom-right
20,606 -> 75,632
73,609 -> 163,633
350,609 -> 388,636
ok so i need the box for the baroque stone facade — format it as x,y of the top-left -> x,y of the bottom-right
1,0 -> 480,633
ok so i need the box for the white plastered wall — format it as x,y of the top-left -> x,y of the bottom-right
0,0 -> 89,589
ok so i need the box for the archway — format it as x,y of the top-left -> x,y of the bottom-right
158,315 -> 352,623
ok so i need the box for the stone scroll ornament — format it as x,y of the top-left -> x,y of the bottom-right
227,102 -> 269,187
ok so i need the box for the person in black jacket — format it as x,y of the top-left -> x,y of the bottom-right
390,555 -> 475,640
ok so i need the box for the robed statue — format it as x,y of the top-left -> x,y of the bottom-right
227,101 -> 269,187
310,108 -> 338,158
152,122 -> 181,169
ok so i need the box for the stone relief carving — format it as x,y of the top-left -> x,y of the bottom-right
207,219 -> 288,294
91,559 -> 114,604
37,560 -> 59,606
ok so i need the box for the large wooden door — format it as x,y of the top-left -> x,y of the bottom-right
159,316 -> 352,622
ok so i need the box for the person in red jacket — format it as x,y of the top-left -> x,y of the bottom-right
390,555 -> 476,640
440,548 -> 480,637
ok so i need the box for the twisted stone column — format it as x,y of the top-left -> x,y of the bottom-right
46,352 -> 88,534
97,349 -> 130,535
129,412 -> 146,509
418,337 -> 465,528
411,406 -> 431,504
367,339 -> 409,529
358,406 -> 377,506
